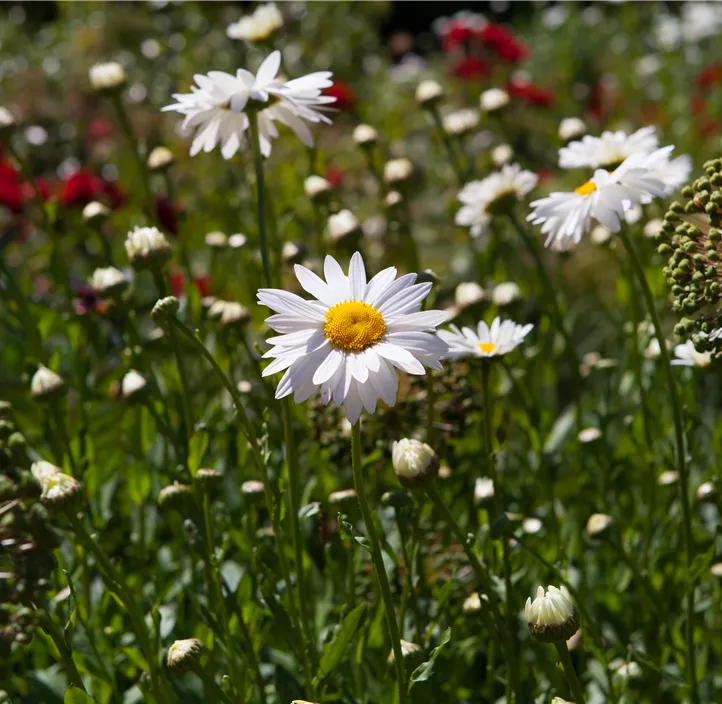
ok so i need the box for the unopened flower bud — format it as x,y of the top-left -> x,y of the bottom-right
455,281 -> 485,308
158,482 -> 193,510
304,175 -> 333,202
205,231 -> 227,249
89,266 -> 128,298
480,88 -> 509,113
151,296 -> 180,324
463,592 -> 489,614
392,438 -> 439,488
383,158 -> 414,186
228,233 -> 247,248
385,191 -> 403,209
31,461 -> 82,512
443,108 -> 479,137
352,124 -> 377,148
658,470 -> 679,486
167,638 -> 205,673
696,480 -> 717,501
196,468 -> 223,490
121,370 -> 147,400
125,226 -> 172,269
585,513 -> 613,537
220,301 -> 251,329
525,585 -> 580,643
491,144 -> 513,168
241,479 -> 265,501
327,210 -> 361,242
281,241 -> 303,264
89,62 -> 127,92
558,117 -> 586,142
147,146 -> 174,171
387,639 -> 424,670
82,201 -> 110,224
473,477 -> 495,508
415,79 -> 443,107
31,366 -> 66,402
491,282 -> 521,306
328,488 -> 357,508
0,107 -> 17,134
578,427 -> 601,443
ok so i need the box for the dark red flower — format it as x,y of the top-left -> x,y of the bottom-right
697,64 -> 722,90
442,23 -> 474,53
25,178 -> 52,202
102,180 -> 126,210
72,284 -> 106,316
324,81 -> 356,111
86,116 -> 114,142
59,170 -> 106,207
155,196 -> 181,236
193,274 -> 211,297
691,96 -> 708,117
170,269 -> 185,297
452,56 -> 491,81
324,167 -> 344,189
507,79 -> 555,107
478,23 -> 528,63
0,161 -> 24,213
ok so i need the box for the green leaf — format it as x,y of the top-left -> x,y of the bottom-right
62,570 -> 77,652
188,427 -> 210,478
543,406 -> 575,455
686,543 -> 716,590
316,604 -> 367,684
339,519 -> 371,553
64,686 -> 95,703
409,628 -> 451,690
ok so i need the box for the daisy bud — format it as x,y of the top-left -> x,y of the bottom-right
82,201 -> 111,225
205,231 -> 227,249
558,117 -> 586,143
658,470 -> 679,486
525,585 -> 580,643
281,241 -> 304,264
31,366 -> 66,402
415,79 -> 444,107
473,477 -> 495,508
383,158 -> 414,186
121,370 -> 147,400
392,438 -> 439,488
455,281 -> 486,308
226,2 -> 283,43
551,699 -> 573,704
327,209 -> 361,242
644,218 -> 663,239
710,563 -> 722,578
491,144 -> 514,168
125,226 -> 172,269
167,638 -> 205,674
577,427 -> 602,443
89,266 -> 128,298
585,512 -> 613,538
241,479 -> 265,503
31,461 -> 82,513
381,490 -> 412,508
491,281 -> 521,306
442,108 -> 480,137
196,468 -> 223,491
463,592 -> 489,614
328,488 -> 357,508
151,296 -> 180,324
384,191 -> 403,210
228,233 -> 247,249
0,401 -> 12,418
696,480 -> 717,501
220,301 -> 251,329
304,175 -> 333,202
158,482 -> 193,511
207,299 -> 226,321
0,107 -> 17,134
480,88 -> 509,113
611,658 -> 642,682
89,62 -> 127,92
352,124 -> 378,148
147,146 -> 174,171
523,517 -> 543,535
387,639 -> 425,670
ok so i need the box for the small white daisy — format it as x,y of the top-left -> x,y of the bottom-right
162,51 -> 335,159
437,317 -> 533,359
456,164 -> 539,237
559,125 -> 659,170
672,340 -> 713,368
226,3 -> 283,43
258,253 -> 448,424
528,150 -> 669,249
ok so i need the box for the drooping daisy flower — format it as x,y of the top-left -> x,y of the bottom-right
456,164 -> 538,237
226,3 -> 283,43
437,317 -> 533,359
258,253 -> 448,424
162,51 -> 335,159
528,150 -> 669,249
672,340 -> 713,368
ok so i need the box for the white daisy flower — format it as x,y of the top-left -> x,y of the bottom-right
559,125 -> 659,170
437,317 -> 533,359
456,164 -> 539,237
258,253 -> 448,424
672,340 -> 713,368
528,150 -> 669,249
226,3 -> 283,43
162,51 -> 335,159
442,108 -> 480,137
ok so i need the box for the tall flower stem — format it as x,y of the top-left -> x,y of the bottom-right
351,423 -> 407,703
554,641 -> 587,704
428,106 -> 464,185
617,228 -> 698,704
249,112 -> 273,288
50,402 -> 80,478
39,610 -> 88,693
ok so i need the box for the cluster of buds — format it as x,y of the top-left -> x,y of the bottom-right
656,158 -> 722,356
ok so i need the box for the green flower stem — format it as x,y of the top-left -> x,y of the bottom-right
249,112 -> 273,288
424,481 -> 520,701
50,401 -> 80,478
111,94 -> 154,217
428,105 -> 464,185
167,316 -> 316,697
395,507 -> 422,641
0,256 -> 43,359
351,422 -> 407,704
617,227 -> 699,704
39,610 -> 88,693
554,641 -> 587,704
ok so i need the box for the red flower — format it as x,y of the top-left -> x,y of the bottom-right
507,79 -> 555,107
193,274 -> 211,297
478,23 -> 528,63
324,81 -> 356,111
59,170 -> 106,207
170,269 -> 185,297
324,167 -> 344,189
452,56 -> 490,81
697,64 -> 722,90
24,178 -> 52,203
86,117 -> 114,142
691,96 -> 708,116
442,23 -> 474,53
155,196 -> 181,236
102,180 -> 126,210
0,161 -> 24,213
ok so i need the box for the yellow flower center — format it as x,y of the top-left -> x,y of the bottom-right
575,181 -> 597,196
478,342 -> 496,354
324,300 -> 386,353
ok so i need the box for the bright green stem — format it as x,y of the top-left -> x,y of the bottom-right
351,423 -> 407,704
249,112 -> 273,288
617,228 -> 698,704
40,610 -> 87,692
554,641 -> 586,704
428,105 -> 464,184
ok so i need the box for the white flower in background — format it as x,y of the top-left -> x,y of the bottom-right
228,233 -> 247,248
205,231 -> 228,248
454,281 -> 485,308
558,117 -> 586,142
415,79 -> 443,106
383,158 -> 414,185
456,164 -> 539,237
491,144 -> 513,168
281,241 -> 302,263
89,62 -> 127,91
672,340 -> 713,368
525,585 -> 580,643
226,2 -> 283,42
0,106 -> 17,132
257,252 -> 448,424
327,209 -> 360,242
31,460 -> 81,511
121,370 -> 147,399
578,427 -> 601,443
162,51 -> 335,159
528,151 -> 669,249
147,146 -> 174,171
491,281 -> 521,306
438,317 -> 533,359
586,512 -> 613,537
31,366 -> 66,401
304,175 -> 332,201
643,218 -> 663,238
392,438 -> 439,487
442,108 -> 480,137
352,123 -> 378,147
89,266 -> 128,297
125,226 -> 172,268
559,125 -> 659,169
220,301 -> 251,327
480,88 -> 509,113
82,201 -> 110,224
474,477 -> 495,507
